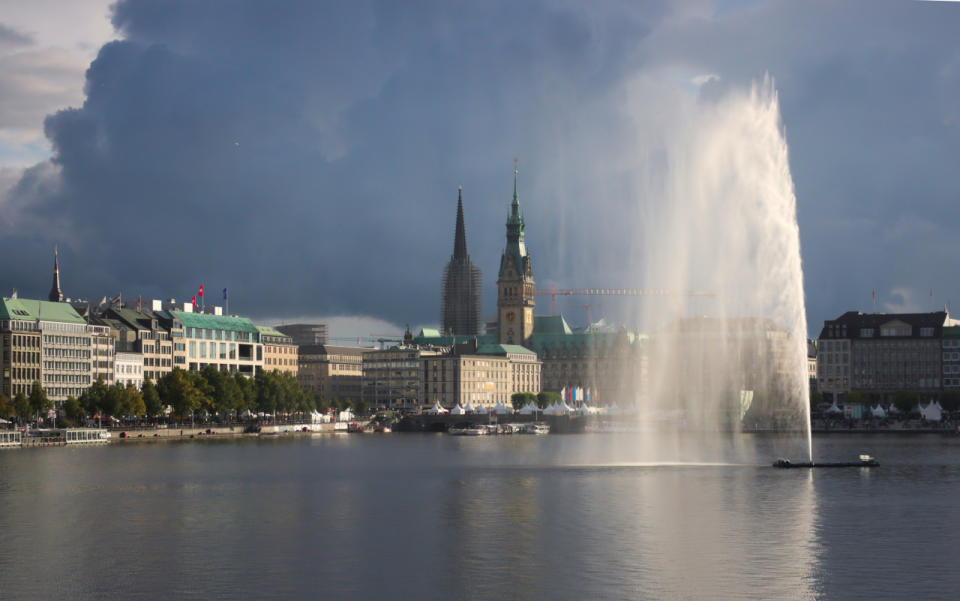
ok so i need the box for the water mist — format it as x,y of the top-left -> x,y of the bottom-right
628,76 -> 811,462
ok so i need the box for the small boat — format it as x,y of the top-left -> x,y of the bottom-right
773,454 -> 878,468
449,423 -> 487,436
523,423 -> 550,435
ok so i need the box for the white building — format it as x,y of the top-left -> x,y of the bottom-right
114,352 -> 144,390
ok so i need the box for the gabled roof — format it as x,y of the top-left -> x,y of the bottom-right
0,297 -> 86,324
171,310 -> 259,334
534,314 -> 572,335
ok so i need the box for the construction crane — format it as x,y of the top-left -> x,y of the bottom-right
534,286 -> 716,315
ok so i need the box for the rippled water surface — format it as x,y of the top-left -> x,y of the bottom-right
2,433 -> 959,600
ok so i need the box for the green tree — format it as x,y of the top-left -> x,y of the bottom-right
892,390 -> 917,414
28,381 -> 52,420
141,378 -> 163,418
63,395 -> 85,423
0,393 -> 13,419
234,372 -> 256,414
81,377 -> 109,417
350,397 -> 368,416
165,368 -> 203,421
13,392 -> 30,422
537,391 -> 561,409
121,384 -> 146,417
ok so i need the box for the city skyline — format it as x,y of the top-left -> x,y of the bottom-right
1,1 -> 959,338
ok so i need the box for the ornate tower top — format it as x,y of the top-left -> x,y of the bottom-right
48,245 -> 64,302
453,184 -> 468,260
502,158 -> 528,276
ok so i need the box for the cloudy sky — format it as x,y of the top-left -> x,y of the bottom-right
0,0 -> 958,338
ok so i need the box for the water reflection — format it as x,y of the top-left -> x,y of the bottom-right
2,434 -> 960,601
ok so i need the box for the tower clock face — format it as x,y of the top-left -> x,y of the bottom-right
506,311 -> 516,322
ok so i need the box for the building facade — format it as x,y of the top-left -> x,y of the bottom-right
817,311 -> 956,401
1,297 -> 94,405
276,323 -> 328,346
114,352 -> 144,390
297,344 -> 367,403
441,186 -> 482,336
362,346 -> 441,408
173,311 -> 264,375
257,326 -> 298,375
105,308 -> 173,383
944,326 -> 960,391
422,341 -> 541,408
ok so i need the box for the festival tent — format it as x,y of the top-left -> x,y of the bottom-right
338,408 -> 354,422
606,402 -> 621,416
493,402 -> 511,415
545,401 -> 569,416
561,401 -> 574,414
426,401 -> 448,414
519,401 -> 539,415
0,417 -> 10,424
825,401 -> 843,415
450,404 -> 467,415
463,403 -> 475,413
920,401 -> 942,422
871,405 -> 886,419
475,405 -> 488,414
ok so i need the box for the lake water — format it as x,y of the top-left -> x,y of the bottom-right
1,432 -> 959,600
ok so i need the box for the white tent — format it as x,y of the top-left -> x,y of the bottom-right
825,401 -> 843,414
0,417 -> 10,424
545,401 -> 569,416
475,405 -> 488,415
493,402 -> 511,415
463,403 -> 475,413
519,401 -> 539,415
338,408 -> 354,422
561,401 -> 574,414
920,401 -> 942,422
450,404 -> 467,415
426,401 -> 448,414
606,402 -> 621,416
871,405 -> 886,419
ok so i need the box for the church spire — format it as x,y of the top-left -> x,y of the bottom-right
453,184 -> 468,260
48,244 -> 64,302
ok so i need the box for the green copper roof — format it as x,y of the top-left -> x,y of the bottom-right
0,297 -> 86,324
171,311 -> 259,334
534,314 -> 572,335
944,326 -> 960,338
257,325 -> 292,339
476,343 -> 537,356
412,331 -> 496,347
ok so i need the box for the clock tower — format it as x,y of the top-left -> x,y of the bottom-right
497,160 -> 535,346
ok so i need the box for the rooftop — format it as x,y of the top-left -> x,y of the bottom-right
171,310 -> 259,334
0,297 -> 86,324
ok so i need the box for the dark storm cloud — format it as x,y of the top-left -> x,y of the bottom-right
2,0 -> 959,333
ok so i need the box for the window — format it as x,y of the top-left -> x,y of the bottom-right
920,327 -> 935,337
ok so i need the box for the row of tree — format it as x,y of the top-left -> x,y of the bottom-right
511,391 -> 562,411
0,368 -> 370,425
0,382 -> 53,422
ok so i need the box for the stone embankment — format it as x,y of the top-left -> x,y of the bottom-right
110,423 -> 337,443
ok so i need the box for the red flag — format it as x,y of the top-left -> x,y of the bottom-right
198,284 -> 204,298
136,296 -> 141,311
192,295 -> 197,307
